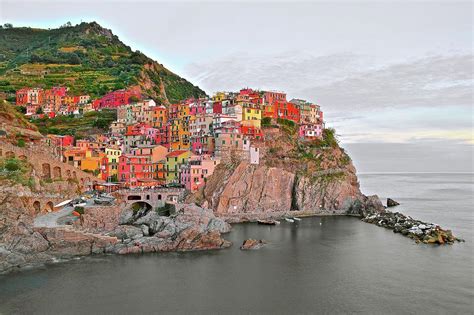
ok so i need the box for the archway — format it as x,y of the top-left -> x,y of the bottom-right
5,151 -> 14,158
33,201 -> 41,214
72,171 -> 77,179
45,201 -> 54,212
66,170 -> 71,178
130,201 -> 153,217
18,155 -> 27,161
42,163 -> 51,179
53,166 -> 61,179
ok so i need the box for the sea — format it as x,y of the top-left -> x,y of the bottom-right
0,173 -> 473,314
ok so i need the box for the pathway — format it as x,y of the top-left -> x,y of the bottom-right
34,206 -> 75,228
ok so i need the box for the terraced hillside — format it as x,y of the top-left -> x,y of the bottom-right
0,22 -> 206,103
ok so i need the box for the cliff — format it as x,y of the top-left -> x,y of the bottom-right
191,127 -> 384,219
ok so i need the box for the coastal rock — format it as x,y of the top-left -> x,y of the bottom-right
387,198 -> 400,207
112,225 -> 144,240
361,210 -> 463,245
240,239 -> 266,250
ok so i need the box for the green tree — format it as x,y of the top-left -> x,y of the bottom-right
17,139 -> 25,147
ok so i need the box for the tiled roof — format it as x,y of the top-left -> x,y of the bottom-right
166,150 -> 188,158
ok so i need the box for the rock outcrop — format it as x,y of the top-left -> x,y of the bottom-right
240,239 -> 266,250
387,198 -> 400,207
0,189 -> 231,274
107,203 -> 231,254
192,128 -> 384,219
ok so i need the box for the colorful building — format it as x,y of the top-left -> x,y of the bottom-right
165,150 -> 191,184
180,155 -> 220,192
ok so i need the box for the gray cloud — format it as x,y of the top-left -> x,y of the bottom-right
185,53 -> 473,111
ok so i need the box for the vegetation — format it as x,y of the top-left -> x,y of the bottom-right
17,138 -> 25,147
0,100 -> 38,130
155,203 -> 175,216
0,157 -> 34,188
31,109 -> 116,136
0,22 -> 206,102
261,117 -> 272,127
74,206 -> 85,215
321,128 -> 338,147
277,118 -> 298,135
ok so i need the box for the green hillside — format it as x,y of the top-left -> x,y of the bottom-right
0,22 -> 206,103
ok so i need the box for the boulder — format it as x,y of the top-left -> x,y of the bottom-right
387,198 -> 400,207
240,239 -> 266,250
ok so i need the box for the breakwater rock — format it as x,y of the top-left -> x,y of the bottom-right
362,211 -> 463,245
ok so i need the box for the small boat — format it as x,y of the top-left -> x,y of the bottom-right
293,217 -> 302,221
257,220 -> 279,225
284,218 -> 295,223
54,199 -> 72,208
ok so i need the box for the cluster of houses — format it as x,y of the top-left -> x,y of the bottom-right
16,86 -> 91,117
15,87 -> 143,117
17,86 -> 325,192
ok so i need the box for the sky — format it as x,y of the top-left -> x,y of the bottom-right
1,0 -> 473,172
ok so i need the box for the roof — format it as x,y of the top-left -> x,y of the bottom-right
166,150 -> 189,158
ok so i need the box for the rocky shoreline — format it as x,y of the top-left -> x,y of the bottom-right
362,210 -> 464,244
0,190 -> 463,276
0,203 -> 232,275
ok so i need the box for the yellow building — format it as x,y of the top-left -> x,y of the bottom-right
105,147 -> 122,178
165,150 -> 191,183
168,103 -> 190,151
241,105 -> 262,129
212,92 -> 227,101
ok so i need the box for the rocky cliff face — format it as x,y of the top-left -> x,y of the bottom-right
0,190 -> 231,274
192,127 -> 384,217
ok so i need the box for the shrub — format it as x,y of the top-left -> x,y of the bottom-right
262,117 -> 272,127
4,158 -> 20,171
155,203 -> 175,216
322,128 -> 338,147
277,118 -> 298,135
74,206 -> 85,215
17,138 -> 25,147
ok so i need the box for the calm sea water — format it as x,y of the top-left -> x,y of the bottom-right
0,173 -> 473,314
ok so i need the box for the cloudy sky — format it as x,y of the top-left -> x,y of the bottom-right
1,0 -> 473,172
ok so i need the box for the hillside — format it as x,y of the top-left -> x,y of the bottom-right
0,22 -> 206,103
31,109 -> 116,138
0,100 -> 42,140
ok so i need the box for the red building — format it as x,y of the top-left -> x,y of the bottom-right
264,91 -> 287,104
212,101 -> 223,114
47,135 -> 75,147
273,101 -> 300,123
15,88 -> 29,105
118,152 -> 159,187
241,125 -> 263,139
93,88 -> 141,109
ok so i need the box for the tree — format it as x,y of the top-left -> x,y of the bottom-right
128,95 -> 139,103
36,107 -> 44,115
3,23 -> 13,29
17,139 -> 26,148
15,106 -> 26,114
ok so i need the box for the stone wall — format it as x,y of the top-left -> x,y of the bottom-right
0,140 -> 101,190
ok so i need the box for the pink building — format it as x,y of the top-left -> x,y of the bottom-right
298,123 -> 323,140
180,155 -> 220,192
